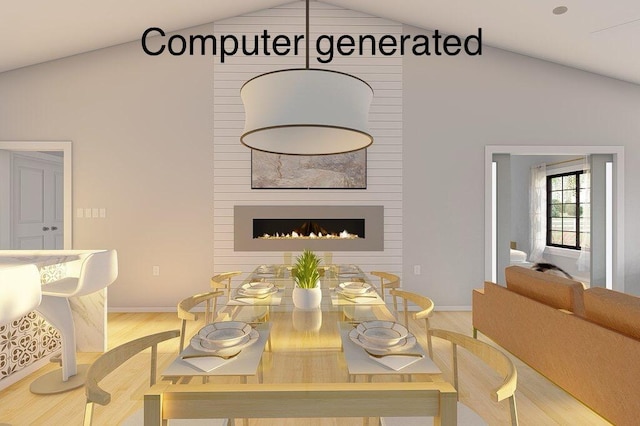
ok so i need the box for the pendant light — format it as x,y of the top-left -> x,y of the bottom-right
240,0 -> 374,155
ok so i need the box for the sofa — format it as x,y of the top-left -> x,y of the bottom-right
472,266 -> 640,426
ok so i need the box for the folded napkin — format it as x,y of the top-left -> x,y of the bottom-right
182,355 -> 236,372
368,353 -> 424,371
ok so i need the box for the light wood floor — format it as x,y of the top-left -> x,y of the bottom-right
0,311 -> 611,426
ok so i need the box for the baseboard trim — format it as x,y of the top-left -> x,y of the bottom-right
435,306 -> 472,311
0,355 -> 55,391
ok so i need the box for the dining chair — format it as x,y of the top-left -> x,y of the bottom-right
83,329 -> 180,426
382,329 -> 518,426
433,328 -> 518,425
211,271 -> 242,298
369,271 -> 400,306
389,289 -> 434,358
177,290 -> 224,351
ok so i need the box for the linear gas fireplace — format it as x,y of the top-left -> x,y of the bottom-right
254,218 -> 364,239
234,205 -> 383,251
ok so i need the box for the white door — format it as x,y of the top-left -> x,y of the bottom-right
11,153 -> 64,249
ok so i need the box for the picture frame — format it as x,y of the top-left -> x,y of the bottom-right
251,149 -> 367,189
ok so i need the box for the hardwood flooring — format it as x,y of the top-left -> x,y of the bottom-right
0,312 -> 611,426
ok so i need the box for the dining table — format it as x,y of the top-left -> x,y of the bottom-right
144,264 -> 457,425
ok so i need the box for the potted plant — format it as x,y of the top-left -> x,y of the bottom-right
292,249 -> 322,310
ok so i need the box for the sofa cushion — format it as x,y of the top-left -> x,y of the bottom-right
504,266 -> 585,315
584,287 -> 640,340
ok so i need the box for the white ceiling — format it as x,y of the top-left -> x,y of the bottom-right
2,0 -> 639,85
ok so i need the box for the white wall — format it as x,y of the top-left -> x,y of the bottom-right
402,24 -> 640,307
0,24 -> 217,309
1,15 -> 639,309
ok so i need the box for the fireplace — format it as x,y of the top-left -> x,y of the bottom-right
254,218 -> 365,239
234,206 -> 384,251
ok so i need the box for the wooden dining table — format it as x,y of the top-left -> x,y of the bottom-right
144,264 -> 457,425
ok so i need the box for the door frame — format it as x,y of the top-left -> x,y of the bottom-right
484,145 -> 625,292
0,141 -> 72,249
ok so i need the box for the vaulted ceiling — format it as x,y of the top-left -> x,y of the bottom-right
2,0 -> 639,85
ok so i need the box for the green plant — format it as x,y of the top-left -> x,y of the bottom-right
293,249 -> 321,289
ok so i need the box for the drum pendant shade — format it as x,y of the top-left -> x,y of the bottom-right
240,69 -> 373,155
239,0 -> 374,155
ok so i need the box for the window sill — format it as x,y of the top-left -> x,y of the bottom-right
544,246 -> 581,259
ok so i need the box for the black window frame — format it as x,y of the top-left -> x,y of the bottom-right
546,170 -> 589,250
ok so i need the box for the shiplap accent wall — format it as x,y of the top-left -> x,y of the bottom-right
213,1 -> 402,279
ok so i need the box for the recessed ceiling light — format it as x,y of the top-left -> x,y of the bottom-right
553,6 -> 568,15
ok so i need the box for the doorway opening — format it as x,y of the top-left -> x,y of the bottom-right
484,145 -> 624,291
0,141 -> 72,249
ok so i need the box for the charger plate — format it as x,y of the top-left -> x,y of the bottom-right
356,321 -> 409,346
338,281 -> 372,295
191,328 -> 259,355
198,321 -> 252,348
349,327 -> 417,356
240,282 -> 275,295
236,286 -> 278,298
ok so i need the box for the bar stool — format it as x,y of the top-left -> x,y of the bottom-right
30,249 -> 118,394
0,264 -> 42,323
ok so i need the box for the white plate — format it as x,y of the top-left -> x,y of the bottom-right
191,328 -> 259,355
337,271 -> 360,277
241,282 -> 275,295
236,286 -> 278,298
197,321 -> 252,348
355,321 -> 409,347
349,327 -> 417,355
256,265 -> 276,275
338,282 -> 372,295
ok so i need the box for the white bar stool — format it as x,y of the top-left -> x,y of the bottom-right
0,264 -> 42,323
30,249 -> 118,395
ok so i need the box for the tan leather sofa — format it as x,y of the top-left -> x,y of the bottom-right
473,266 -> 640,426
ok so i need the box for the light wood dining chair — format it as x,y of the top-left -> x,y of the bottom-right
370,271 -> 400,306
211,271 -> 242,298
431,328 -> 518,425
177,290 -> 224,351
83,329 -> 180,426
389,289 -> 434,358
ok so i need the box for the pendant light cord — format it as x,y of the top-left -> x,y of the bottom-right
306,0 -> 310,69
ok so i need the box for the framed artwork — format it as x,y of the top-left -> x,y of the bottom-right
251,150 -> 367,189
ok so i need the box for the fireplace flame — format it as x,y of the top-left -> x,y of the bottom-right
259,230 -> 359,240
257,219 -> 360,240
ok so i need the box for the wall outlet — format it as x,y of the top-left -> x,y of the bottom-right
152,266 -> 160,276
99,208 -> 106,218
84,208 -> 92,218
413,265 -> 421,275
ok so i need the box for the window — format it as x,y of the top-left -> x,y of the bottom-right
547,171 -> 590,250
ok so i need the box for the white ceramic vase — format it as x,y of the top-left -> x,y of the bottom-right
292,285 -> 322,310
